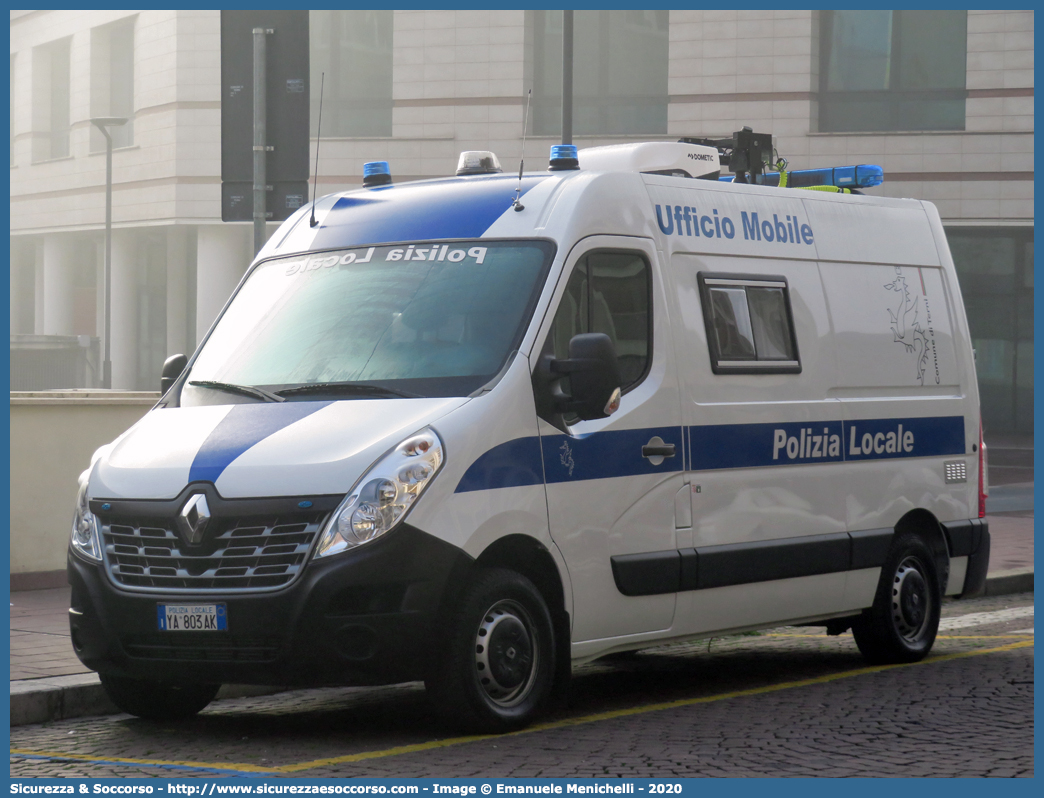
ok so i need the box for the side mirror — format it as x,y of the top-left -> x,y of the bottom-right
161,354 -> 188,395
552,333 -> 623,421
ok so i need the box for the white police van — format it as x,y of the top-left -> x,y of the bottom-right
68,133 -> 990,732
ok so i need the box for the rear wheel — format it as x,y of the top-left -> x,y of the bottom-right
852,532 -> 941,664
100,674 -> 220,720
427,568 -> 556,733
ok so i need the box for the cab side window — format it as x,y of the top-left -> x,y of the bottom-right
698,272 -> 800,374
548,251 -> 651,389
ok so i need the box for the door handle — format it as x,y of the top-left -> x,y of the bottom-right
642,443 -> 676,458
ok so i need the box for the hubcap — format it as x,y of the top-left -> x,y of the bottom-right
474,600 -> 538,708
892,557 -> 931,642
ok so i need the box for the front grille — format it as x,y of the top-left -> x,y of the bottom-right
122,634 -> 280,662
101,510 -> 326,592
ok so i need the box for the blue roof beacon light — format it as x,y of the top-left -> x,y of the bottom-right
548,144 -> 579,171
363,161 -> 392,188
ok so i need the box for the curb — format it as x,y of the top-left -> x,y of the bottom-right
983,567 -> 1033,597
10,674 -> 117,728
10,677 -> 286,728
10,570 -> 1033,728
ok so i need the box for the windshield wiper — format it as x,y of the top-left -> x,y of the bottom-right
276,382 -> 421,399
189,380 -> 286,403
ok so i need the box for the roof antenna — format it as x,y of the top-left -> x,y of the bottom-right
309,72 -> 325,228
512,89 -> 532,212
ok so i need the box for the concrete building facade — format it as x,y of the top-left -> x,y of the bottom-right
9,9 -> 1034,433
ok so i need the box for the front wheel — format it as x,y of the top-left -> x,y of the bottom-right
852,532 -> 941,664
426,568 -> 556,733
100,674 -> 220,720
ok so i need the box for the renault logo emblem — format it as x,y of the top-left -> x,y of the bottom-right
177,494 -> 211,546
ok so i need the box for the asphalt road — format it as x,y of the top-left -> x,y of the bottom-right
10,592 -> 1033,778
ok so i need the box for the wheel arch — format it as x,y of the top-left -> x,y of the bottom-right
476,534 -> 568,619
430,532 -> 573,718
475,534 -> 572,702
894,508 -> 950,594
436,533 -> 571,648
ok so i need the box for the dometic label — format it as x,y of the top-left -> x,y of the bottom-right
655,204 -> 814,246
689,416 -> 964,471
283,244 -> 487,276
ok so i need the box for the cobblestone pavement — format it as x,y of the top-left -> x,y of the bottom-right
10,593 -> 1033,778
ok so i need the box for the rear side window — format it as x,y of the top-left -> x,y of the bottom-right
698,272 -> 800,374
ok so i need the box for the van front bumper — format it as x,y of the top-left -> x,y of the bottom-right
68,524 -> 471,687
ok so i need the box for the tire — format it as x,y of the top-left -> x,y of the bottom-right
100,674 -> 220,720
426,568 -> 556,733
852,532 -> 941,665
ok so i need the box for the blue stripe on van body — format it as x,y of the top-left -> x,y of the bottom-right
188,401 -> 331,484
541,427 -> 685,484
307,175 -> 549,251
842,415 -> 964,462
454,437 -> 544,493
454,427 -> 684,493
454,416 -> 965,492
689,420 -> 845,471
689,415 -> 965,471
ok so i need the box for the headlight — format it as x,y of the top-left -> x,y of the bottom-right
70,469 -> 102,562
314,428 -> 444,558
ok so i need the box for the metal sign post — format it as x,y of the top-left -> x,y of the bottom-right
220,11 -> 309,229
252,27 -> 268,255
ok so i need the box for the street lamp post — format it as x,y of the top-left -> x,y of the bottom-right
562,10 -> 573,145
90,117 -> 128,390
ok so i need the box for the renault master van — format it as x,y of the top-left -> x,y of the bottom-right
68,137 -> 989,732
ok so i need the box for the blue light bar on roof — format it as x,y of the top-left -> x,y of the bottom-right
718,164 -> 884,189
763,164 -> 884,189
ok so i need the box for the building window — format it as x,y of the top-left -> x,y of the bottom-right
819,10 -> 967,133
31,38 -> 71,160
529,10 -> 669,137
947,228 -> 1034,434
91,19 -> 136,150
310,10 -> 393,138
698,273 -> 800,375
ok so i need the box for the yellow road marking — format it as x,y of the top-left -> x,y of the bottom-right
12,639 -> 1033,775
935,634 -> 1032,639
766,633 -> 1033,639
8,749 -> 279,775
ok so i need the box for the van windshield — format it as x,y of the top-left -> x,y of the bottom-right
181,240 -> 555,404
